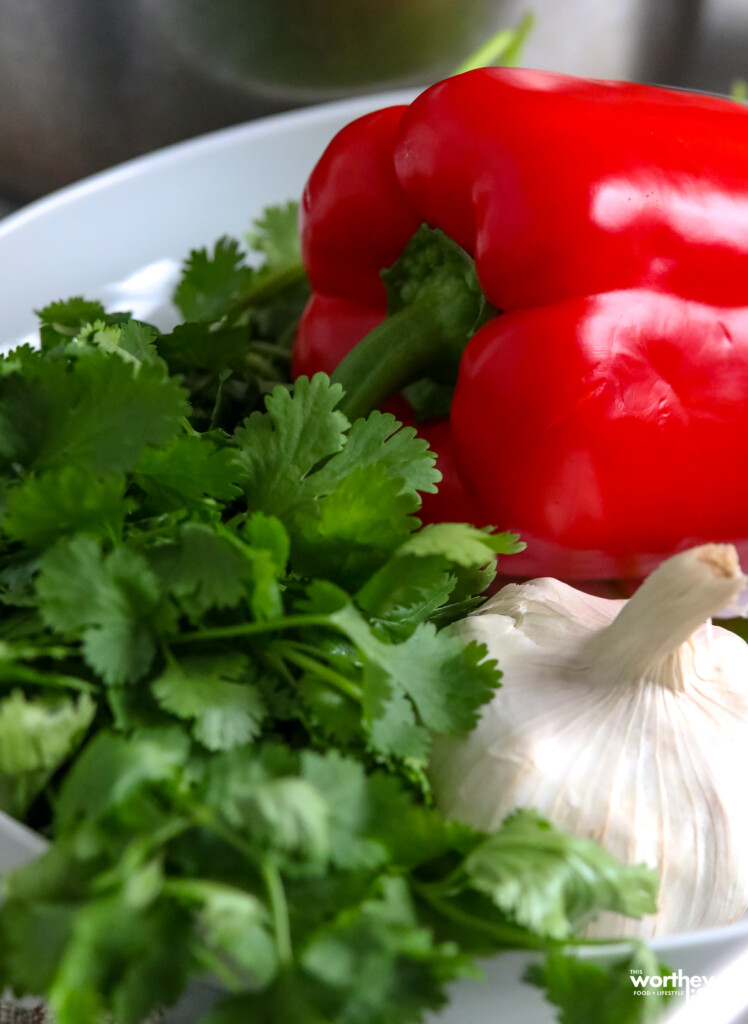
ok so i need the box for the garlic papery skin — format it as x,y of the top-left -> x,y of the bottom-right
430,544 -> 748,939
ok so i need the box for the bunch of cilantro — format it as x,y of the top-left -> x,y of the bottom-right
0,205 -> 667,1024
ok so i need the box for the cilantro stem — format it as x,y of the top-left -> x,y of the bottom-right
262,858 -> 293,967
411,880 -> 549,951
192,804 -> 258,862
452,13 -> 535,74
213,522 -> 256,561
180,416 -> 200,437
235,261 -> 307,311
164,876 -> 258,904
175,811 -> 296,969
262,650 -> 299,690
331,302 -> 454,423
273,642 -> 362,702
192,945 -> 246,994
8,643 -> 78,661
0,662 -> 96,693
174,614 -> 335,645
249,341 -> 293,360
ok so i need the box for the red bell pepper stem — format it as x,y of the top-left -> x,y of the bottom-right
330,306 -> 439,422
330,247 -> 485,421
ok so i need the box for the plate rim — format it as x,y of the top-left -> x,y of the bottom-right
0,87 -> 420,242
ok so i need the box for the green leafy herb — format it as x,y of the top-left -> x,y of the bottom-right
525,944 -> 673,1024
0,203 -> 662,1024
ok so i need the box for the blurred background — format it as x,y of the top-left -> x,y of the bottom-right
0,0 -> 743,211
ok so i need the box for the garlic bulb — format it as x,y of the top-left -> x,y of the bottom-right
430,544 -> 748,938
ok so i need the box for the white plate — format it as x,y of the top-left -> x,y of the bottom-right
1,92 -> 748,1023
0,90 -> 417,350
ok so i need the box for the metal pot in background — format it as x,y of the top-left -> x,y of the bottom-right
143,0 -> 506,102
0,0 -> 713,204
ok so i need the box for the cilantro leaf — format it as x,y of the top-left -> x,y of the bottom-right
0,690 -> 95,818
0,350 -> 187,475
525,945 -> 672,1024
35,296 -> 107,351
355,524 -> 521,636
299,750 -> 388,872
398,522 -> 525,564
246,201 -> 301,269
191,884 -> 278,989
146,522 -> 254,619
291,465 -> 420,588
330,601 -> 498,738
235,381 -> 439,521
202,747 -> 330,870
55,728 -> 189,835
235,378 -> 443,587
73,319 -> 161,366
152,653 -> 266,751
363,669 -> 431,760
291,586 -> 497,762
241,513 -> 289,620
463,811 -> 659,940
235,374 -> 349,517
37,536 -> 165,684
155,321 -> 251,374
299,876 -> 471,1024
356,556 -> 456,636
3,468 -> 129,548
173,237 -> 254,322
36,296 -> 107,330
47,895 -> 192,1024
311,410 -> 439,501
134,434 -> 242,512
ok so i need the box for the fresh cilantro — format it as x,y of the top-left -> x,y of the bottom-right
152,653 -> 266,751
234,377 -> 443,588
164,207 -> 308,434
36,296 -> 108,330
462,811 -> 658,940
3,467 -> 130,548
0,690 -> 95,818
246,201 -> 301,269
145,522 -> 256,619
73,318 -> 162,366
134,434 -> 242,512
235,374 -> 350,516
399,522 -> 524,564
525,944 -> 672,1024
155,321 -> 252,374
37,536 -> 165,685
0,349 -> 188,475
35,296 -> 107,351
174,237 -> 255,323
0,207 -> 662,1024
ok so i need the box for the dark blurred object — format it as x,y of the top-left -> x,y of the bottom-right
678,0 -> 748,96
146,0 -> 503,101
0,0 -> 502,203
0,0 -> 729,204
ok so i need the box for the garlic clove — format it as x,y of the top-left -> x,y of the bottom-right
431,544 -> 748,938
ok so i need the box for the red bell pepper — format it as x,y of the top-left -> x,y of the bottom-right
294,67 -> 748,578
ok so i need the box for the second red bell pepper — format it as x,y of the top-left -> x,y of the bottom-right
294,67 -> 748,579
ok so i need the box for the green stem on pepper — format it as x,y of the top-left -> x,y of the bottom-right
330,225 -> 491,422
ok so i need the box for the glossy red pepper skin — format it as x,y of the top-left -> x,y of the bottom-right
453,292 -> 748,577
394,68 -> 748,311
296,67 -> 748,578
